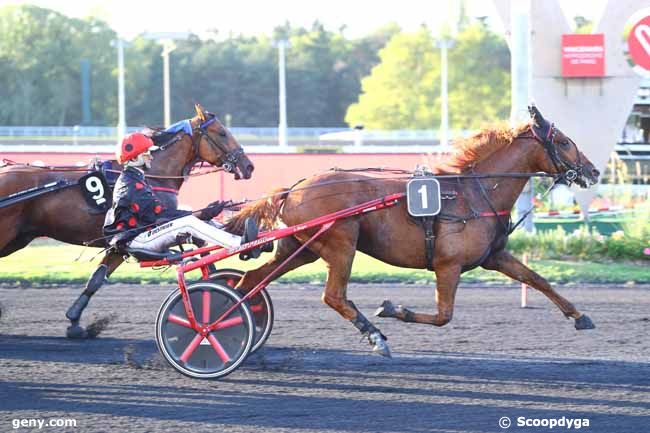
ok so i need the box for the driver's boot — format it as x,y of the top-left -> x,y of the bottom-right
239,218 -> 274,260
240,218 -> 261,260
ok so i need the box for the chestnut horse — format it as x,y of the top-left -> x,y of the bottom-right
0,104 -> 254,337
226,107 -> 600,357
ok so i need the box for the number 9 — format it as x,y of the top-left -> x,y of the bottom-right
85,176 -> 106,205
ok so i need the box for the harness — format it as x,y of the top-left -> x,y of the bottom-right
406,109 -> 586,270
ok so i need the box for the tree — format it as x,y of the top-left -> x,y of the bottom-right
345,22 -> 511,130
0,6 -> 391,128
345,27 -> 440,129
447,22 -> 510,129
0,5 -> 116,125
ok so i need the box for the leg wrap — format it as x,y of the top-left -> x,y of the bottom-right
82,264 -> 108,296
351,312 -> 377,335
66,264 -> 108,321
348,301 -> 386,340
403,308 -> 416,323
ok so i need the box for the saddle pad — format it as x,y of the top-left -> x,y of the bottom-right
78,171 -> 112,213
164,119 -> 193,135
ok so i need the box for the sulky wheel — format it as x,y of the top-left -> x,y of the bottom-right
156,282 -> 255,379
209,269 -> 274,354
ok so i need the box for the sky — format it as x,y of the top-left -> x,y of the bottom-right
5,0 -> 607,40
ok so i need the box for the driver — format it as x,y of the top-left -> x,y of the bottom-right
104,132 -> 262,258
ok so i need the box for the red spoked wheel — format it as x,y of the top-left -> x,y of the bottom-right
155,282 -> 254,379
209,269 -> 274,354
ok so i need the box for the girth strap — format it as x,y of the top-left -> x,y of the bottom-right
421,217 -> 436,272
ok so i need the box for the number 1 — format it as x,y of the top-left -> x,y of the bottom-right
418,184 -> 428,209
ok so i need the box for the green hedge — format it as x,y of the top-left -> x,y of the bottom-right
509,204 -> 650,261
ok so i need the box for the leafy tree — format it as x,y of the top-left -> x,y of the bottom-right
0,5 -> 511,130
345,22 -> 510,130
0,5 -> 116,125
346,27 -> 440,129
448,22 -> 510,129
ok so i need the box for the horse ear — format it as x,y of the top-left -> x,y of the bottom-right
194,103 -> 206,122
528,104 -> 545,126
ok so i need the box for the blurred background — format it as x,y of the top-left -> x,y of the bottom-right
0,0 -> 649,242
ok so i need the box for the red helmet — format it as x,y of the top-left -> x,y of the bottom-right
117,132 -> 155,164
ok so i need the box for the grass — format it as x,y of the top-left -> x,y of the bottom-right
0,241 -> 648,286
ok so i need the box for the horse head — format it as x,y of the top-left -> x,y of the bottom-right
527,105 -> 600,188
191,103 -> 254,180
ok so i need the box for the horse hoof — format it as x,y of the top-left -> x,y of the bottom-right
66,324 -> 88,339
575,314 -> 595,330
369,332 -> 392,358
374,300 -> 397,318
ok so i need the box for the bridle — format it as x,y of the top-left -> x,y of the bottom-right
152,115 -> 246,178
194,116 -> 246,178
527,118 -> 584,186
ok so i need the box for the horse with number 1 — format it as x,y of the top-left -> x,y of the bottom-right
142,106 -> 600,379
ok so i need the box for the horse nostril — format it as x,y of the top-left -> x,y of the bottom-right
247,165 -> 254,174
592,168 -> 600,178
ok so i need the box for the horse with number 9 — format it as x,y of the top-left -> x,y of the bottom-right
0,104 -> 253,337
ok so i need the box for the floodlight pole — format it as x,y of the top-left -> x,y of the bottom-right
143,33 -> 189,127
276,40 -> 289,150
116,38 -> 126,143
511,0 -> 534,232
161,39 -> 176,128
437,38 -> 454,147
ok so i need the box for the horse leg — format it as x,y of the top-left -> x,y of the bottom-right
66,251 -> 124,338
375,263 -> 462,327
481,250 -> 594,329
316,226 -> 391,357
0,227 -> 28,321
0,233 -> 36,257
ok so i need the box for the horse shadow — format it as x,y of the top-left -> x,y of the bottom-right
1,333 -> 649,389
1,378 -> 647,433
0,334 -> 156,365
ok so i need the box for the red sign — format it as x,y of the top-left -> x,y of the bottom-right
628,14 -> 650,72
561,34 -> 605,77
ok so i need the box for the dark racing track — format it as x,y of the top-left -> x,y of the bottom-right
1,282 -> 649,432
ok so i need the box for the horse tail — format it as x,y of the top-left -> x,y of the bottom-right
225,188 -> 290,235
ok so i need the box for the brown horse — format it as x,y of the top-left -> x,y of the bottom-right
0,104 -> 254,337
226,107 -> 600,356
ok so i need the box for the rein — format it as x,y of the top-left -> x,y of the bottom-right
0,160 -> 225,180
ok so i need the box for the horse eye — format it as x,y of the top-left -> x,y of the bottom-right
218,130 -> 227,138
560,141 -> 570,150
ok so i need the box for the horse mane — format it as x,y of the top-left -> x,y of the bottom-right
431,121 -> 532,173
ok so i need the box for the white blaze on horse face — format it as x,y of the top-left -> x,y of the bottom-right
635,25 -> 650,56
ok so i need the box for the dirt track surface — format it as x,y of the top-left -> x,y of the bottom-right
1,282 -> 649,433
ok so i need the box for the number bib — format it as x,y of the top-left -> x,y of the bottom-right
78,171 -> 112,213
407,177 -> 441,217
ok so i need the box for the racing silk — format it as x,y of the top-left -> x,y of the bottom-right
103,166 -> 189,243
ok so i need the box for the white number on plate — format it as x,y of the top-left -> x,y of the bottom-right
85,176 -> 106,205
418,184 -> 428,209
